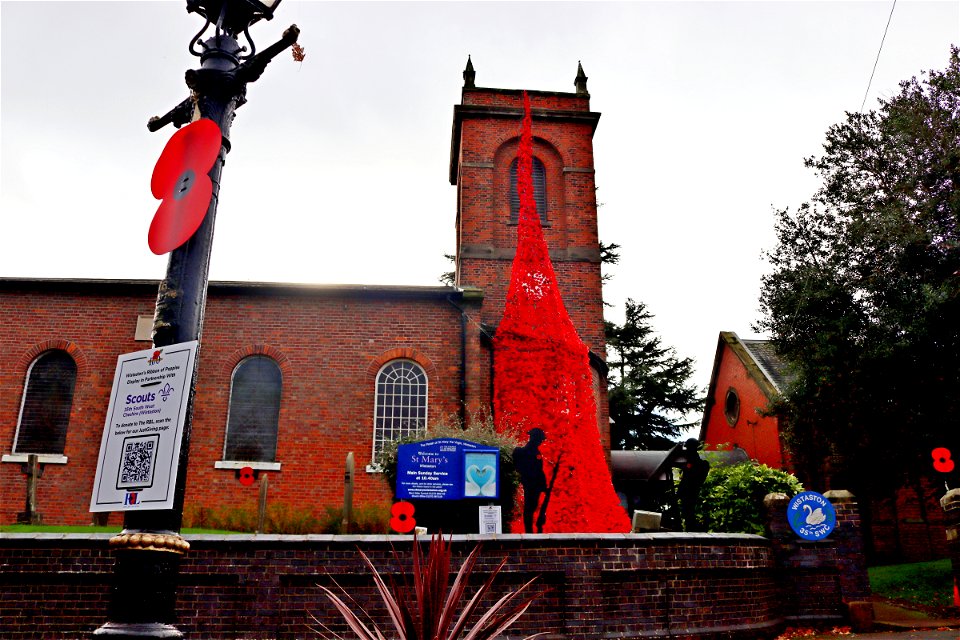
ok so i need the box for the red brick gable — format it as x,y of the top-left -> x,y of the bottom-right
699,332 -> 786,469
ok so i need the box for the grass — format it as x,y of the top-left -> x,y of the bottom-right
868,558 -> 956,610
0,524 -> 239,535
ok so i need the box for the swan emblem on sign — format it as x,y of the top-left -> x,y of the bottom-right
803,504 -> 826,525
465,464 -> 497,497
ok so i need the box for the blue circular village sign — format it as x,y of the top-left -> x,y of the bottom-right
787,491 -> 837,541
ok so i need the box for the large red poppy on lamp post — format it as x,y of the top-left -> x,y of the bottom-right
148,118 -> 222,255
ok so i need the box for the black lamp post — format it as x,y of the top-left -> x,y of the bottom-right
93,3 -> 298,638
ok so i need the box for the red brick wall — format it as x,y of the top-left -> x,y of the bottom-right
0,285 -> 158,527
0,282 -> 471,526
453,86 -> 609,447
0,533 -> 785,640
2,84 -> 613,527
868,479 -> 950,563
461,88 -> 590,112
702,343 -> 785,468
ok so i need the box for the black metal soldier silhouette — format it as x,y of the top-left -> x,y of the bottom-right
514,428 -> 547,533
677,438 -> 710,532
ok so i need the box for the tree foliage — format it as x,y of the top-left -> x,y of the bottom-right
757,48 -> 960,495
439,253 -> 456,286
606,299 -> 703,450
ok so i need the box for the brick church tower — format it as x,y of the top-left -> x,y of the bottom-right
449,60 -> 610,446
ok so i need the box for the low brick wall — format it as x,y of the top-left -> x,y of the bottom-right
764,490 -> 871,627
943,489 -> 960,609
0,529 -> 861,640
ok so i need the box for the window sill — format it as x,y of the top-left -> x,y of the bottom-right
2,454 -> 68,464
365,463 -> 383,474
507,221 -> 551,227
214,460 -> 281,471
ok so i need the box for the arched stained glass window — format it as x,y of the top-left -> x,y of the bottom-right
509,156 -> 547,224
373,360 -> 428,461
14,350 -> 77,455
224,356 -> 282,462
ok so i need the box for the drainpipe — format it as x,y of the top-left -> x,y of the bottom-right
480,322 -> 496,421
446,293 -> 468,427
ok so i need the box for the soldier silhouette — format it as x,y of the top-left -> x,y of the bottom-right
677,438 -> 710,532
514,428 -> 547,533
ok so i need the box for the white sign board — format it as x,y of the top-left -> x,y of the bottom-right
89,341 -> 197,512
479,505 -> 502,534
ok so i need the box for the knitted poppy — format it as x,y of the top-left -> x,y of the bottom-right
494,93 -> 629,534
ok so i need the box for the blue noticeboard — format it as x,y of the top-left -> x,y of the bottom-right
397,438 -> 499,500
787,491 -> 837,541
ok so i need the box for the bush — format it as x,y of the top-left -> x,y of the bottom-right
377,415 -> 522,534
316,502 -> 392,535
182,501 -> 391,534
698,460 -> 803,535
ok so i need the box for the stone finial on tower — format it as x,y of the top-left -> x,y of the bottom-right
463,55 -> 476,89
575,61 -> 589,97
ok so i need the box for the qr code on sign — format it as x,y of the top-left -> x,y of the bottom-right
116,434 -> 160,490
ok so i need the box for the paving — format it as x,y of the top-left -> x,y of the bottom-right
802,600 -> 960,639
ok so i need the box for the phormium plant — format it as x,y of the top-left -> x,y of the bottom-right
314,534 -> 545,640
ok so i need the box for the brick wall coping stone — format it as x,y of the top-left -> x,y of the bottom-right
1,532 -> 767,544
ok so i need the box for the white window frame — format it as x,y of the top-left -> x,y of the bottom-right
368,359 -> 428,472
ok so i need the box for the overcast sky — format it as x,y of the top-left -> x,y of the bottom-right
2,1 -> 957,402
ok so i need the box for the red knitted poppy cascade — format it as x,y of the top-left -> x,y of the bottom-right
493,93 -> 629,533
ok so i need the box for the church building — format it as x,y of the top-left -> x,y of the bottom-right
0,62 -> 611,526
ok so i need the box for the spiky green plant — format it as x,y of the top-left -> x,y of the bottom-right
315,535 -> 544,640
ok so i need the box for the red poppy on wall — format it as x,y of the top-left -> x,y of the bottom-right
390,501 -> 416,533
238,466 -> 256,486
932,447 -> 954,473
148,118 -> 221,255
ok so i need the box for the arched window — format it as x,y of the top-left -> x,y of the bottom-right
373,360 -> 428,461
14,350 -> 77,455
223,356 -> 282,463
509,156 -> 547,224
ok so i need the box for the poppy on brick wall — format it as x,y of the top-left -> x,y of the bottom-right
390,500 -> 416,533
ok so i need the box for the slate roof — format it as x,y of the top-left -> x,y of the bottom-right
741,339 -> 793,393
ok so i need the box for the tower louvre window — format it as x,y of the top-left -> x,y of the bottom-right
509,156 -> 547,224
